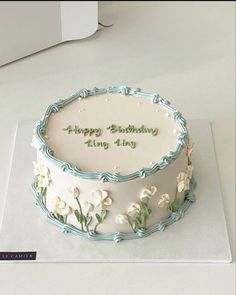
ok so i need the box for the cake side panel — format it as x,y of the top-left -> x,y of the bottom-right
35,149 -> 189,234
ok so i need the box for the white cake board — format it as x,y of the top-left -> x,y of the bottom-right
0,120 -> 232,263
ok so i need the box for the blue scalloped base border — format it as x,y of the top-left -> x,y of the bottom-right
31,177 -> 196,243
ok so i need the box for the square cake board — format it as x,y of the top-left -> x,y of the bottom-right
0,120 -> 232,263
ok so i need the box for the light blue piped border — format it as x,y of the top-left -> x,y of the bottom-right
31,177 -> 196,243
33,86 -> 188,183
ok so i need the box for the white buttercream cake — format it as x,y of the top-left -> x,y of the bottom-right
32,86 -> 195,242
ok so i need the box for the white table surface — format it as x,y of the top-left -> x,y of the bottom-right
0,1 -> 235,294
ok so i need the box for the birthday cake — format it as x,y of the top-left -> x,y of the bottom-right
31,86 -> 196,242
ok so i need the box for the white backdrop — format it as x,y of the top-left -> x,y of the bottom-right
0,1 -> 235,295
0,1 -> 97,66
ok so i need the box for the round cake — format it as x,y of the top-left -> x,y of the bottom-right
31,86 -> 196,242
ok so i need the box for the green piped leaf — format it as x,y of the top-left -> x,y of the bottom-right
141,202 -> 147,210
95,213 -> 102,223
168,198 -> 181,213
135,216 -> 142,227
140,212 -> 146,225
101,209 -> 108,221
131,220 -> 138,232
144,204 -> 150,216
86,216 -> 93,226
55,213 -> 64,223
74,209 -> 82,223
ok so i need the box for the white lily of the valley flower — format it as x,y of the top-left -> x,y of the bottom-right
127,202 -> 141,217
115,214 -> 130,224
83,201 -> 94,213
177,164 -> 193,192
33,161 -> 51,188
140,186 -> 157,201
58,200 -> 67,209
93,190 -> 112,208
186,139 -> 194,157
37,174 -> 51,188
61,205 -> 73,216
176,172 -> 187,192
158,194 -> 170,208
53,196 -> 73,216
33,161 -> 49,177
53,196 -> 61,207
176,172 -> 190,192
68,186 -> 80,198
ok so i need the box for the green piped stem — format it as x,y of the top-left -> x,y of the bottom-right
75,197 -> 84,231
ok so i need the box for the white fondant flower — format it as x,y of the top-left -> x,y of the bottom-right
83,201 -> 94,213
116,214 -> 130,224
60,205 -> 73,216
176,172 -> 190,192
53,196 -> 61,206
140,186 -> 157,201
33,161 -> 51,188
157,194 -> 170,208
176,164 -> 193,192
93,190 -> 112,208
68,186 -> 80,198
53,196 -> 73,216
127,202 -> 141,217
33,161 -> 49,177
37,174 -> 51,188
186,138 -> 194,157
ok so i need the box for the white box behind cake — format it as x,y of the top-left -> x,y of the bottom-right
0,1 -> 98,66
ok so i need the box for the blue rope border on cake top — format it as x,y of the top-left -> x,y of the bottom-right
33,86 -> 188,183
31,176 -> 196,243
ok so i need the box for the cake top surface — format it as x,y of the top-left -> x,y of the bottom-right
33,87 -> 188,182
45,93 -> 178,174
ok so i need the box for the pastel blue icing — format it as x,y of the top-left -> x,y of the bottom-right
33,86 -> 188,183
